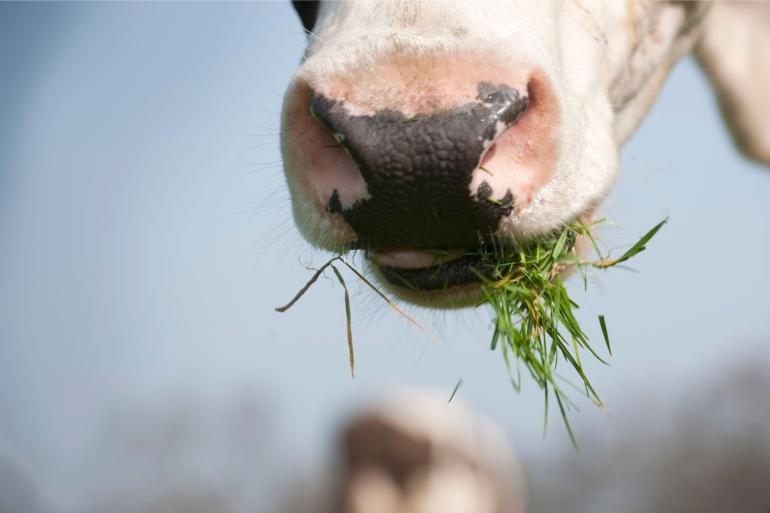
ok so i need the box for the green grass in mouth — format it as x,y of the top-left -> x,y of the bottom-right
472,218 -> 667,446
276,218 -> 667,447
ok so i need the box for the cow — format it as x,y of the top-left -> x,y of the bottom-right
280,1 -> 770,308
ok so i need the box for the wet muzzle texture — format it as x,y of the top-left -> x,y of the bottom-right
311,82 -> 529,250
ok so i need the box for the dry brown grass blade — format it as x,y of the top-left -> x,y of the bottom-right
274,257 -> 340,312
338,258 -> 432,339
330,264 -> 355,378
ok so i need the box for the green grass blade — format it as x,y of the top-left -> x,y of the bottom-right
595,218 -> 668,268
555,390 -> 579,450
448,378 -> 464,403
598,315 -> 611,356
330,264 -> 354,379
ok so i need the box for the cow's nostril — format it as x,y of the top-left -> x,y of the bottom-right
307,82 -> 529,249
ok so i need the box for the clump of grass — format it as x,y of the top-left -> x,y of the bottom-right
276,218 -> 667,446
473,218 -> 667,446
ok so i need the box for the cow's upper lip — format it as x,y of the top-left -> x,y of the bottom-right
368,248 -> 497,291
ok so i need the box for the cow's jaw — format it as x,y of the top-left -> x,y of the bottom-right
281,0 -> 710,307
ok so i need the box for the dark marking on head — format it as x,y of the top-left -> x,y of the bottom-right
326,189 -> 342,214
311,82 -> 528,249
291,0 -> 320,34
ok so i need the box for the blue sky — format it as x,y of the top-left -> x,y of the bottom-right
1,3 -> 769,510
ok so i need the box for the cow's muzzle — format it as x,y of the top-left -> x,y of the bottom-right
310,82 -> 529,252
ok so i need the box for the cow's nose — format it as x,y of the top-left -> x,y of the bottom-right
310,83 -> 529,250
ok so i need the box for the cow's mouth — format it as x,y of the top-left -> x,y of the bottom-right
369,248 -> 498,292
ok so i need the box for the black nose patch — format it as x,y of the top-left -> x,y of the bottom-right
311,82 -> 528,250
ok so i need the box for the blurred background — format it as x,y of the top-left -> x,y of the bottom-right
1,3 -> 769,512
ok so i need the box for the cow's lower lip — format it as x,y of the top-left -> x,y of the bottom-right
373,252 -> 497,291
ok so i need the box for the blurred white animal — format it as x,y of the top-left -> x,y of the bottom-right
325,390 -> 525,513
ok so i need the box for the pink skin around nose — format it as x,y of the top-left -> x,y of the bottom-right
283,53 -> 560,264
